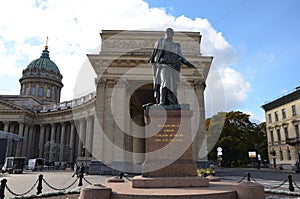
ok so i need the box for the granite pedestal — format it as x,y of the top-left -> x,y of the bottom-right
132,108 -> 208,188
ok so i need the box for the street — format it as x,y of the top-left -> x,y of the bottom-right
1,168 -> 300,198
216,167 -> 300,182
0,170 -> 109,198
216,167 -> 300,197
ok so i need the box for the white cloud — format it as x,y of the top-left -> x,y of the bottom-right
238,109 -> 265,124
0,0 -> 251,115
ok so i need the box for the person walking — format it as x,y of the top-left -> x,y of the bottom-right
72,162 -> 78,177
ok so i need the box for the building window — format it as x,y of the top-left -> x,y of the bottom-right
39,87 -> 44,96
25,87 -> 29,95
287,147 -> 291,160
282,109 -> 286,119
292,105 -> 297,116
270,130 -> 274,145
277,128 -> 281,143
268,114 -> 272,123
275,111 -> 279,121
295,124 -> 299,138
31,86 -> 36,96
53,88 -> 57,99
279,148 -> 283,161
46,88 -> 51,97
284,127 -> 289,141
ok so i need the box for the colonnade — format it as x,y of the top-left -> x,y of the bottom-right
0,114 -> 94,164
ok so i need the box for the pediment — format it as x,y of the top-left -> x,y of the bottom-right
0,100 -> 24,111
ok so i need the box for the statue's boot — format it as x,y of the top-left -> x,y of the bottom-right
168,90 -> 178,105
154,84 -> 160,104
159,87 -> 168,105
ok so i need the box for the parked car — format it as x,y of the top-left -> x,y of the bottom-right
1,157 -> 26,174
27,158 -> 45,171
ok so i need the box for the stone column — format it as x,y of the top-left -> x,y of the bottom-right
49,123 -> 56,162
102,80 -> 116,164
77,118 -> 85,157
44,125 -> 50,161
22,124 -> 29,157
55,123 -> 61,145
10,123 -> 19,157
193,82 -> 207,161
93,79 -> 105,163
85,115 -> 93,157
3,121 -> 9,132
132,115 -> 144,164
16,122 -> 24,156
59,122 -> 66,162
39,124 -> 45,157
26,125 -> 34,158
69,121 -> 75,163
3,122 -> 11,157
112,80 -> 126,164
43,84 -> 47,98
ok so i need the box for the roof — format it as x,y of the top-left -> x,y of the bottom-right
261,87 -> 300,111
26,46 -> 60,74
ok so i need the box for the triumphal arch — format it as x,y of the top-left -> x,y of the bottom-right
88,30 -> 212,172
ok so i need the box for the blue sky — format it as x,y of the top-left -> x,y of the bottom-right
146,0 -> 300,122
0,0 -> 299,123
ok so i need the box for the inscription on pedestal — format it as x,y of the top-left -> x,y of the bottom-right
155,124 -> 183,143
142,109 -> 197,177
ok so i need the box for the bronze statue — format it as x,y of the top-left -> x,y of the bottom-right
150,28 -> 195,107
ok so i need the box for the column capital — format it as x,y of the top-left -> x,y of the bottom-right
192,80 -> 206,89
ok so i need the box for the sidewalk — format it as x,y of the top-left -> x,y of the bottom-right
216,166 -> 296,173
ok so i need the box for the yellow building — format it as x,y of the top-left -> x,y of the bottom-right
262,87 -> 300,170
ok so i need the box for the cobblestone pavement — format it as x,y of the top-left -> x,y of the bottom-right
0,170 -> 110,198
2,168 -> 300,198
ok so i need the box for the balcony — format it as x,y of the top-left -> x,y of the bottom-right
286,137 -> 300,145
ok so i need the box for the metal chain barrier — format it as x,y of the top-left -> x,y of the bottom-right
237,172 -> 250,183
42,177 -> 78,191
252,176 -> 288,190
123,175 -> 132,182
237,172 -> 293,191
83,176 -> 93,185
119,172 -> 132,182
5,179 -> 38,197
292,180 -> 300,190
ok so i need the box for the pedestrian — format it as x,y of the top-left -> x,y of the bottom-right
72,162 -> 77,177
78,163 -> 85,176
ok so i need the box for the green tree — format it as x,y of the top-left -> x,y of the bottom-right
206,111 -> 267,167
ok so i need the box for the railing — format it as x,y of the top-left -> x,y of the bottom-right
34,92 -> 96,113
237,172 -> 300,196
0,173 -> 92,199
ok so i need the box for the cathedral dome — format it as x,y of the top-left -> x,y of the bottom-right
22,46 -> 63,81
28,47 -> 60,73
19,45 -> 63,103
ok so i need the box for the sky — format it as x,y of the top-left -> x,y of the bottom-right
0,0 -> 299,123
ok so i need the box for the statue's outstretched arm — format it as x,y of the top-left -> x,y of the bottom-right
181,57 -> 196,68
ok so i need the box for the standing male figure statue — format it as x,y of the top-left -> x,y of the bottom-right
150,28 -> 195,107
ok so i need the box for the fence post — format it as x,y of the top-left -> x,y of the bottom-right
247,172 -> 251,182
37,174 -> 43,195
0,179 -> 7,199
288,175 -> 294,192
78,173 -> 83,187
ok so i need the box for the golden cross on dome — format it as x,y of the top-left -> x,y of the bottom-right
45,36 -> 49,50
